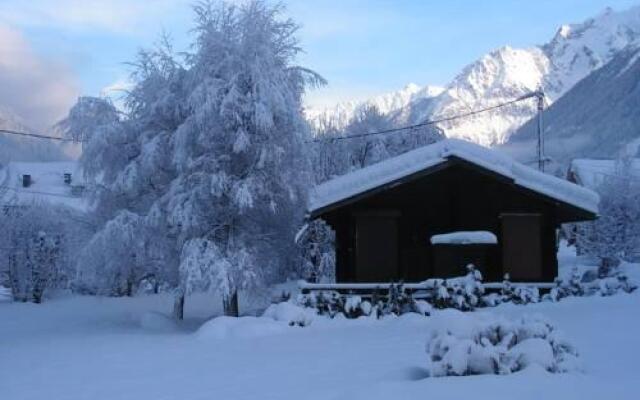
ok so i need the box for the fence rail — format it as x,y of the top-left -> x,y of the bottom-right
299,280 -> 556,293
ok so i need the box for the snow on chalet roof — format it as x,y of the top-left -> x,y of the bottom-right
310,139 -> 599,214
0,161 -> 87,211
431,231 -> 498,245
570,158 -> 640,190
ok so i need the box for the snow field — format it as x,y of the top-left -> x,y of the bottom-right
1,286 -> 639,400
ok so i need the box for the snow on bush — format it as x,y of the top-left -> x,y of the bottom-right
0,286 -> 11,302
427,264 -> 485,310
500,274 -> 540,304
262,301 -> 317,327
426,310 -> 580,377
547,267 -> 637,301
296,284 -> 431,320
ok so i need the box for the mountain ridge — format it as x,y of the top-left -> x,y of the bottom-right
308,5 -> 640,148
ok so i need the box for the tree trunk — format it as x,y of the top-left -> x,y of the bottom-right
223,290 -> 239,317
173,294 -> 185,320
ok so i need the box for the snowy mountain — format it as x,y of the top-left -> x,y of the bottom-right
407,46 -> 550,147
306,83 -> 444,130
309,5 -> 640,147
506,45 -> 640,165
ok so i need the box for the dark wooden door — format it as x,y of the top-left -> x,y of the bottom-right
355,215 -> 398,282
501,213 -> 542,281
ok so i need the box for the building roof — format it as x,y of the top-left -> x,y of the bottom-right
0,161 -> 87,211
310,139 -> 599,216
569,158 -> 640,191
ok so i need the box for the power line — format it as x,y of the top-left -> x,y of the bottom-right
0,129 -> 77,142
310,92 -> 541,143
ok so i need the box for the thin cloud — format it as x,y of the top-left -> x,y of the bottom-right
0,0 -> 191,35
0,25 -> 79,131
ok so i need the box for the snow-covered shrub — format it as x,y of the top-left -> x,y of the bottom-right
295,283 -> 428,320
377,283 -> 423,316
546,267 -> 636,301
497,274 -> 540,305
297,290 -> 344,318
426,310 -> 580,377
262,301 -> 317,327
428,265 -> 485,310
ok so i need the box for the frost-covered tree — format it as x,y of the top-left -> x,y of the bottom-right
576,156 -> 640,267
310,105 -> 443,180
167,0 -> 323,316
56,96 -> 121,143
341,105 -> 442,171
69,0 -> 322,318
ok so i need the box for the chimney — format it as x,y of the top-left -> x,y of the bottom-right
22,174 -> 31,188
64,173 -> 72,185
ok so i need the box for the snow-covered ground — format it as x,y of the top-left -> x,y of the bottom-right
1,252 -> 639,400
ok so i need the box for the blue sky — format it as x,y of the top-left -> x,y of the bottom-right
0,0 -> 638,128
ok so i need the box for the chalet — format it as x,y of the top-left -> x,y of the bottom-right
308,139 -> 599,284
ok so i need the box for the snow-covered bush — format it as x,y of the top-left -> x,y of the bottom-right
295,283 -> 430,320
426,310 -> 580,376
376,283 -> 426,316
500,274 -> 540,304
263,301 -> 317,327
546,267 -> 636,301
427,265 -> 485,310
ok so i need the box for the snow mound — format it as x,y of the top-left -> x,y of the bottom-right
431,231 -> 497,245
426,310 -> 580,376
0,286 -> 11,302
310,139 -> 599,215
196,316 -> 289,340
139,312 -> 178,333
262,302 -> 317,326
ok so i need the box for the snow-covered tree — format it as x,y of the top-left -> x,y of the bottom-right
165,0 -> 323,316
575,156 -> 640,267
56,96 -> 120,143
0,203 -> 81,303
68,0 -> 323,318
296,220 -> 335,283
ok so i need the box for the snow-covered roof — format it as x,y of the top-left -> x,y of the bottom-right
0,161 -> 87,211
430,231 -> 498,245
569,158 -> 640,191
310,139 -> 599,215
